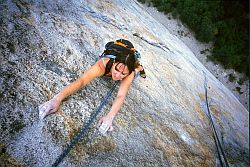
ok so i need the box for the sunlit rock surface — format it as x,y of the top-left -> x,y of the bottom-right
0,0 -> 248,166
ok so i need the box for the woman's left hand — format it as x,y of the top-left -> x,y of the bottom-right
98,115 -> 114,135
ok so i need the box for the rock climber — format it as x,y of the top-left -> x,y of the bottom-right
38,39 -> 146,134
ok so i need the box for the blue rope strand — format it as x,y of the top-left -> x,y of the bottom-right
52,81 -> 119,167
203,72 -> 229,167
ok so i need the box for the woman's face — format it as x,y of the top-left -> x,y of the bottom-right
111,62 -> 129,81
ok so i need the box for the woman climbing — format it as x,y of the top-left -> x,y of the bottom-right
38,39 -> 146,134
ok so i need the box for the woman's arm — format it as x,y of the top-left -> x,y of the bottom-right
39,60 -> 105,119
54,61 -> 105,102
107,72 -> 134,118
98,71 -> 135,133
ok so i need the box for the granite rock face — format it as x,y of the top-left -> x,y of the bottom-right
0,0 -> 248,166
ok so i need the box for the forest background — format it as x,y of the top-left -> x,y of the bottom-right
138,0 -> 248,83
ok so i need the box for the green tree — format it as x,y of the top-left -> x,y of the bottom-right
138,0 -> 248,76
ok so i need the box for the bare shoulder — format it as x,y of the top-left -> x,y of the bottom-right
80,59 -> 107,79
96,58 -> 110,71
92,58 -> 111,77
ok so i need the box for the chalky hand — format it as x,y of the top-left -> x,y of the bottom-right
39,98 -> 60,120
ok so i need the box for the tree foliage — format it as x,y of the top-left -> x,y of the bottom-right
138,0 -> 248,76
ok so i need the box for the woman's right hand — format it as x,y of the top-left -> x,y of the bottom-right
38,97 -> 61,120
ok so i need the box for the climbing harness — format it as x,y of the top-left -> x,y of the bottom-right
52,81 -> 119,167
203,72 -> 230,167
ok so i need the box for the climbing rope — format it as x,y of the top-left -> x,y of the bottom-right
52,81 -> 119,167
203,72 -> 230,167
